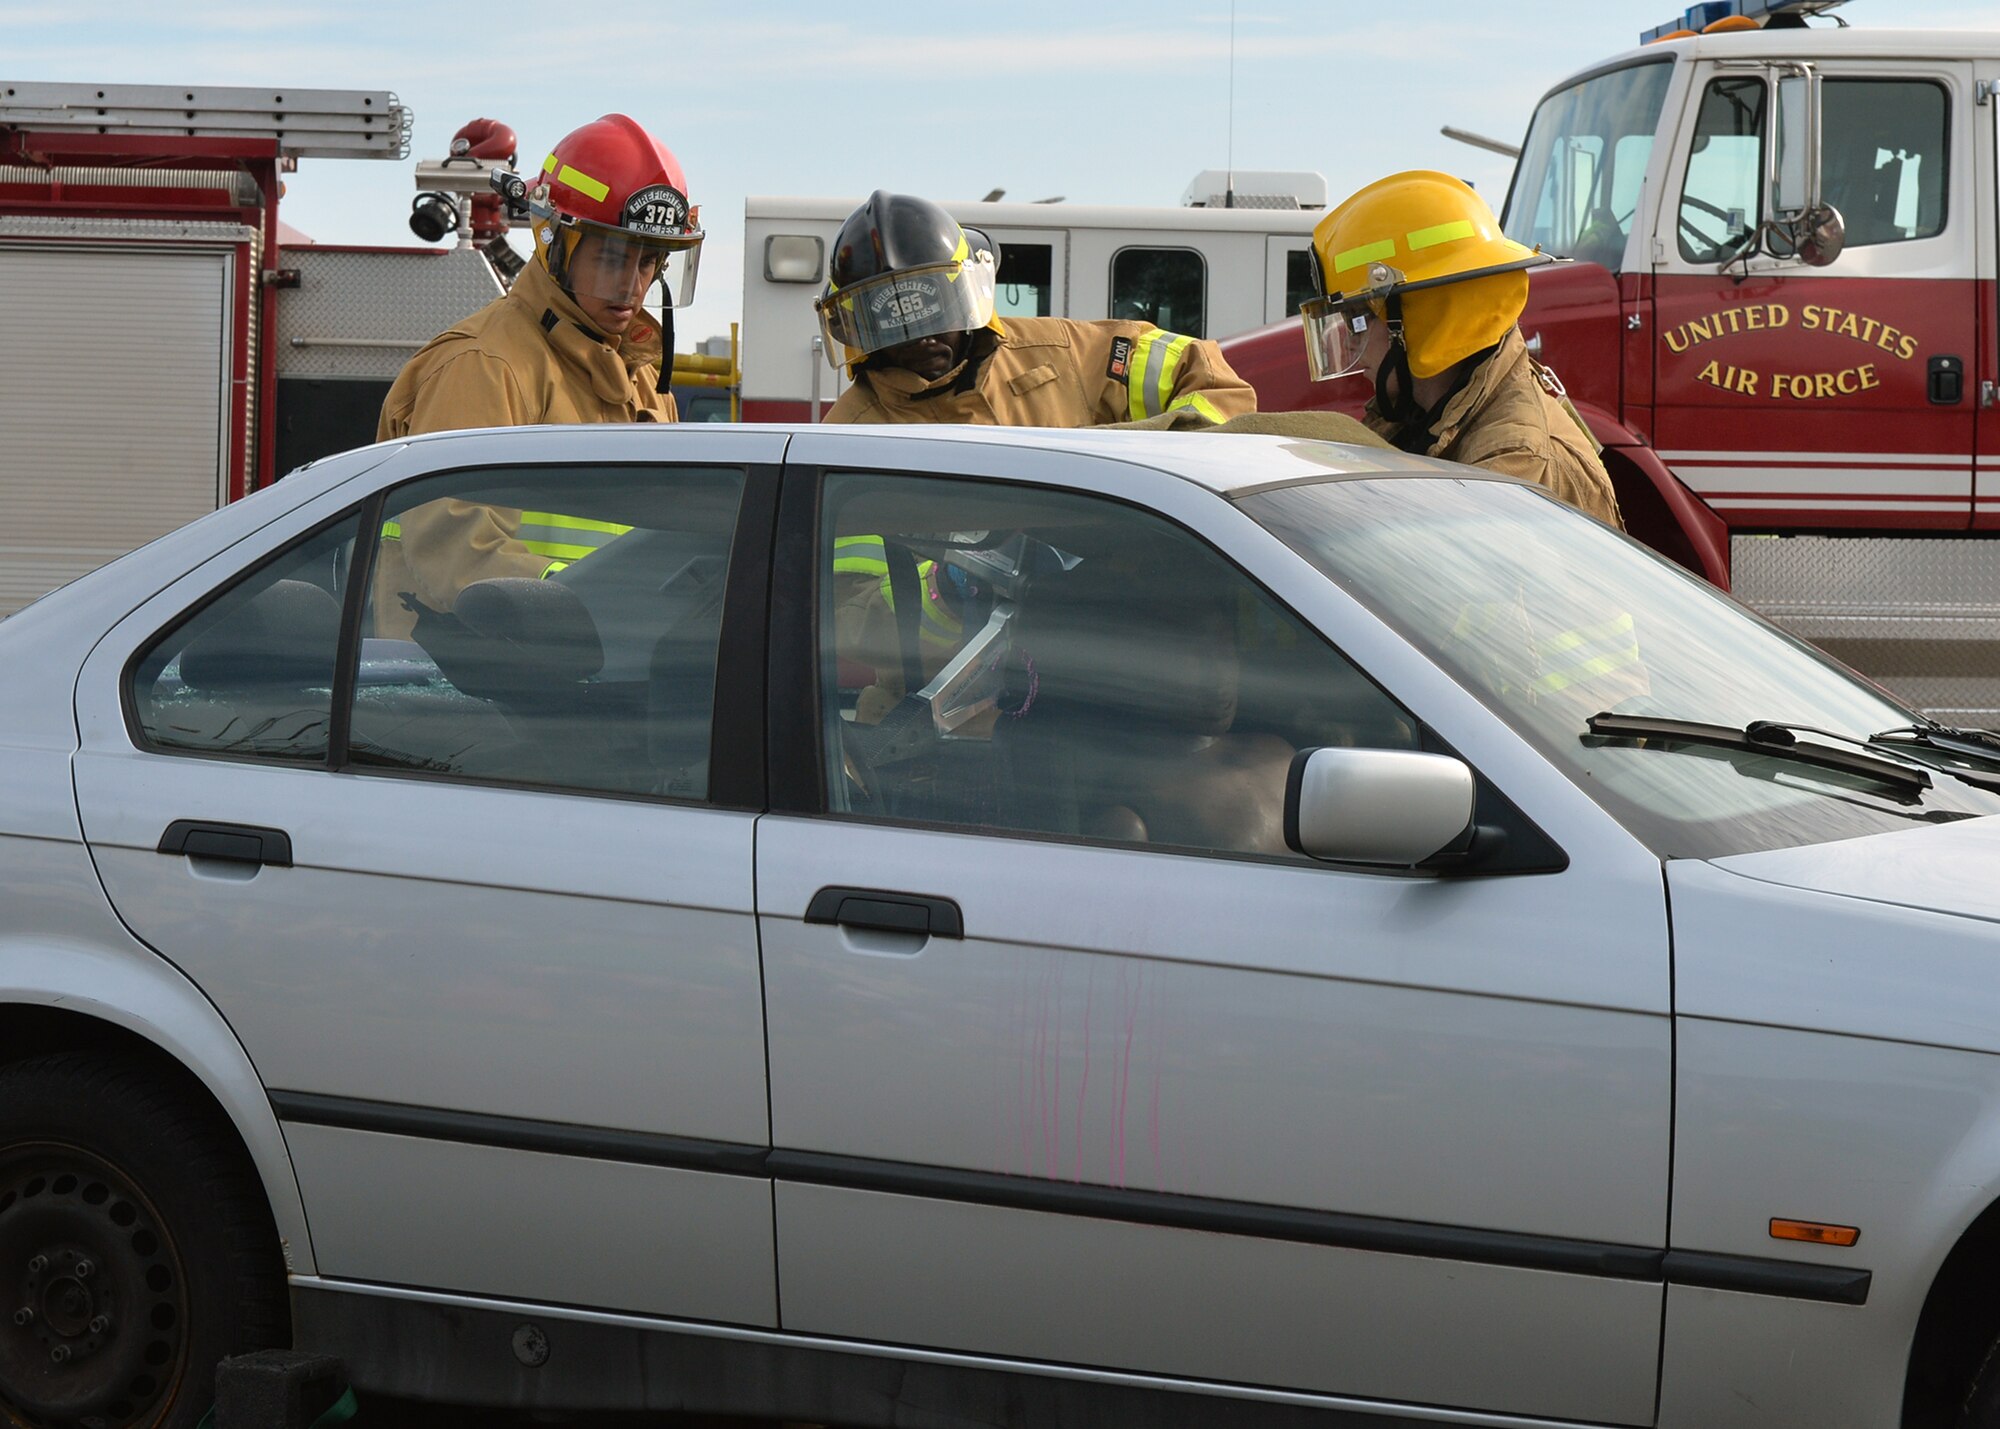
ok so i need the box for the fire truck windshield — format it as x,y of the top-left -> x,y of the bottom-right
1502,59 -> 1675,272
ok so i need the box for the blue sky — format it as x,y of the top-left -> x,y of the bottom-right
7,0 -> 1994,347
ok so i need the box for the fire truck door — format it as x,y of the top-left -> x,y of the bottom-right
1978,68 -> 2000,530
1652,62 -> 1977,533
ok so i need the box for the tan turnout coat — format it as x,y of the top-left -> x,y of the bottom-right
371,262 -> 678,635
827,316 -> 1255,428
1368,328 -> 1623,528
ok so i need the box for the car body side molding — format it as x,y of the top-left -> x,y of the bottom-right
271,1093 -> 1867,1304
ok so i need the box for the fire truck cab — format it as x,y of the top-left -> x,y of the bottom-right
1226,6 -> 2000,726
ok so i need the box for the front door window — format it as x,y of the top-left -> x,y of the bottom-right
818,471 -> 1415,857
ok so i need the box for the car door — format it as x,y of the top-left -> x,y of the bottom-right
1653,59 -> 1977,530
71,429 -> 783,1325
755,438 -> 1674,1425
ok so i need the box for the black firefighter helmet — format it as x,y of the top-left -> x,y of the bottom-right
814,190 -> 1000,368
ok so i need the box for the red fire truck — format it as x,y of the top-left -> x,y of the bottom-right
1223,1 -> 2000,727
0,82 -> 522,617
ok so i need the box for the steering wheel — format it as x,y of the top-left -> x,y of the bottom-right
1677,195 -> 1748,260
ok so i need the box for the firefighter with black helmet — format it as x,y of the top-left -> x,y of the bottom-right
816,190 -> 1254,427
1304,170 -> 1621,527
373,113 -> 704,634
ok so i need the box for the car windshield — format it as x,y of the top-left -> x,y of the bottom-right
1502,58 -> 1674,270
1243,476 -> 2000,859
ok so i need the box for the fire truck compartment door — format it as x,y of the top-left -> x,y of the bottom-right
0,241 -> 238,613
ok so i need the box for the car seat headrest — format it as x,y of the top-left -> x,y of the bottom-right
179,579 -> 341,690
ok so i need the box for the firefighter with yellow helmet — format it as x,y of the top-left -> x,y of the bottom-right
817,191 -> 1255,427
1303,171 -> 1622,527
372,114 -> 703,635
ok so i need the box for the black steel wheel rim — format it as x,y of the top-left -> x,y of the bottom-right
0,1143 -> 188,1429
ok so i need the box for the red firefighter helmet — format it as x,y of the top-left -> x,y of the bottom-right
528,114 -> 704,308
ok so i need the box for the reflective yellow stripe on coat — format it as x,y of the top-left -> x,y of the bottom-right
381,511 -> 630,577
1531,611 -> 1642,694
1124,329 -> 1226,424
833,536 -> 963,650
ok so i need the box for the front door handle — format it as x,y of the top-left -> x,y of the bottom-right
804,886 -> 963,940
157,820 -> 293,868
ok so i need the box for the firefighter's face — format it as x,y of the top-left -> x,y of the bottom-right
876,328 -> 967,383
1357,313 -> 1397,394
568,230 -> 666,336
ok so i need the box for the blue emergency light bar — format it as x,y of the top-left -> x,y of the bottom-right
1641,0 -> 1847,43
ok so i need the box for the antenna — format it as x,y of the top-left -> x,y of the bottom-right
1225,0 -> 1237,208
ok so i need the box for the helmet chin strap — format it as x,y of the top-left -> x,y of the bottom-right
1375,292 -> 1479,450
1374,295 -> 1430,438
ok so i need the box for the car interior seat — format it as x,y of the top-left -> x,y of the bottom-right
179,578 -> 342,691
996,555 -> 1295,854
646,555 -> 730,800
156,577 -> 344,758
398,577 -> 614,785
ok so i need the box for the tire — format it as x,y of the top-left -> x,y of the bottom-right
0,1052 -> 288,1429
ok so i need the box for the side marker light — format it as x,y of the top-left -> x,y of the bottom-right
1771,1218 -> 1859,1247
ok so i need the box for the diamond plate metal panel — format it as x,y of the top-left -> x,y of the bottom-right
274,246 -> 502,380
1732,534 -> 2000,729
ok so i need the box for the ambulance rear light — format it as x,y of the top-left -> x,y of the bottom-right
1641,0 -> 1849,43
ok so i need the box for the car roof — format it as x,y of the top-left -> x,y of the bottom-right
393,421 -> 1473,499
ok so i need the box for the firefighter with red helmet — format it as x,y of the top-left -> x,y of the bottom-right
1303,170 -> 1621,528
372,114 -> 704,634
816,191 -> 1254,427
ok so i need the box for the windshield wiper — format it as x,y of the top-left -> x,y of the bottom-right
1867,723 -> 2000,792
1585,713 -> 1932,797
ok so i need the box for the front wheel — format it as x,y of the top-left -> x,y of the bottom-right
0,1053 -> 287,1429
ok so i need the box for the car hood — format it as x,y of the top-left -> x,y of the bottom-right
1672,815 -> 2000,1054
1707,813 -> 2000,925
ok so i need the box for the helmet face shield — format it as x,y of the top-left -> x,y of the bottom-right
1301,296 -> 1382,382
564,223 -> 703,309
815,255 -> 997,364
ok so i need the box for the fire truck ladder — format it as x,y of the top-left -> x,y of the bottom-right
0,81 -> 410,161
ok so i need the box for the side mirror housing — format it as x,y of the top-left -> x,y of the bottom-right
1768,65 -> 1842,266
1283,746 -> 1477,867
1771,70 -> 1817,219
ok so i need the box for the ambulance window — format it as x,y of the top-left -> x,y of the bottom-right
1679,76 -> 1765,263
1820,79 -> 1948,248
994,243 -> 1052,318
1284,249 -> 1318,319
1110,248 -> 1207,338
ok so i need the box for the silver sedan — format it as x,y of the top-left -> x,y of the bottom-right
6,423 -> 2000,1429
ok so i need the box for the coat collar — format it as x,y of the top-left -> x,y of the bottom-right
510,263 -> 664,404
1425,328 -> 1527,452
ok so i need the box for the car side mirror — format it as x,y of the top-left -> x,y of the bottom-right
1283,746 -> 1477,867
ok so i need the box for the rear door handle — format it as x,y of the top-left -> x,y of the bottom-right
804,886 -> 963,939
157,820 -> 294,868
